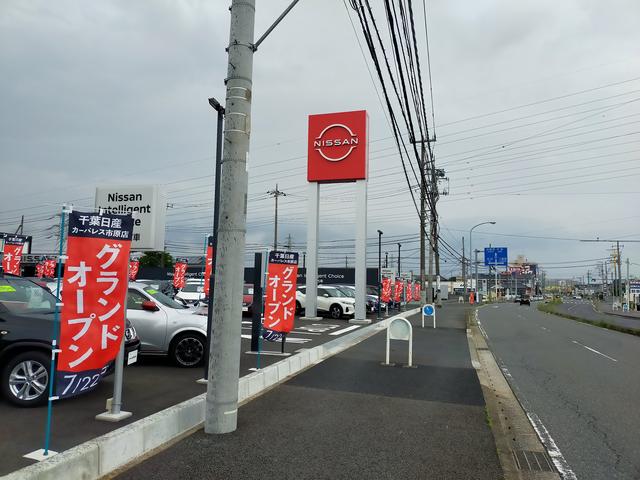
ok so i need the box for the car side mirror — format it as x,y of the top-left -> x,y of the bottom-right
142,300 -> 159,312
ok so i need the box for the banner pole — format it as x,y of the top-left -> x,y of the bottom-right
96,260 -> 132,421
43,204 -> 69,456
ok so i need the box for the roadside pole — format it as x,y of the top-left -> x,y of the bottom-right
205,0 -> 255,435
462,237 -> 466,302
626,258 -> 630,308
427,215 -> 434,304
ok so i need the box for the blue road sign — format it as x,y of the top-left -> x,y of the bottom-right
423,304 -> 435,316
484,247 -> 508,267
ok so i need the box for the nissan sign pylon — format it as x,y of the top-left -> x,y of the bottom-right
304,110 -> 370,324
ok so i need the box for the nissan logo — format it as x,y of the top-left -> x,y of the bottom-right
313,123 -> 359,162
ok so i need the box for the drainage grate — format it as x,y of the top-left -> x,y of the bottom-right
512,450 -> 555,472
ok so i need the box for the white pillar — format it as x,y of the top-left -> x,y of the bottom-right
351,179 -> 370,324
302,182 -> 321,320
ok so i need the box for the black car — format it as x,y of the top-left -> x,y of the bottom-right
519,295 -> 531,306
0,276 -> 140,407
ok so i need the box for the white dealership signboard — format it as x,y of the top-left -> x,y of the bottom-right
95,185 -> 166,251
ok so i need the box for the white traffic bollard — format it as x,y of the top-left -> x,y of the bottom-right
382,317 -> 414,367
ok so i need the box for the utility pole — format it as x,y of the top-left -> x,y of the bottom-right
385,251 -> 388,268
626,258 -> 630,308
462,237 -> 466,301
427,214 -> 434,303
345,256 -> 348,269
285,233 -> 292,251
617,241 -> 622,305
419,144 -> 426,303
205,0 -> 256,435
15,215 -> 24,235
397,243 -> 402,278
267,184 -> 286,250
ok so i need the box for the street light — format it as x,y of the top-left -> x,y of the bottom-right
202,96 -> 225,382
397,243 -> 402,278
377,230 -> 383,319
469,221 -> 496,302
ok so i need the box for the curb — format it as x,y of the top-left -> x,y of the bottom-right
4,308 -> 421,480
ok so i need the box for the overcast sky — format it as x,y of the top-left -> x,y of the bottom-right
1,0 -> 639,280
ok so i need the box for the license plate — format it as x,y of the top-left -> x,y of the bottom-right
127,350 -> 138,365
242,307 -> 249,312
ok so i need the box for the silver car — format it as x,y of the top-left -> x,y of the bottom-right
126,283 -> 208,367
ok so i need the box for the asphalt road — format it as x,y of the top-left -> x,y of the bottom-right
555,298 -> 640,331
116,305 -> 502,480
0,311 -> 389,476
478,302 -> 640,479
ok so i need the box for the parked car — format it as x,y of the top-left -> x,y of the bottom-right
334,285 -> 387,312
126,282 -> 208,367
136,279 -> 174,297
520,295 -> 531,306
243,284 -> 254,316
296,285 -> 355,319
175,280 -> 205,306
0,277 -> 140,407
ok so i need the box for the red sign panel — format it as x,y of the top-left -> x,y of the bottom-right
2,236 -> 25,275
264,251 -> 299,333
129,260 -> 140,281
203,236 -> 214,296
406,281 -> 412,301
36,262 -> 45,278
394,279 -> 404,303
308,110 -> 368,183
56,211 -> 134,398
413,283 -> 421,302
44,259 -> 57,278
381,277 -> 392,303
173,261 -> 187,290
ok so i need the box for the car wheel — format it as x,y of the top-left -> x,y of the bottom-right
329,304 -> 343,319
170,333 -> 206,367
2,351 -> 50,407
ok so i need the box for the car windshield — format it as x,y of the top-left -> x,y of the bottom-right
0,278 -> 57,314
143,287 -> 188,309
324,287 -> 348,298
335,286 -> 355,298
182,283 -> 203,293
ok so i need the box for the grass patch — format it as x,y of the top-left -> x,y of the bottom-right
537,302 -> 640,337
484,406 -> 492,427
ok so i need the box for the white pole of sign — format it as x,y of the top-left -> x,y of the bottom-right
302,182 -> 321,320
351,179 -> 369,324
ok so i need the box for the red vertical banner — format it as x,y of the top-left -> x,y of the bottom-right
394,279 -> 404,303
128,260 -> 140,281
264,251 -> 299,334
406,281 -> 412,302
36,262 -> 45,278
414,283 -> 421,302
381,277 -> 392,303
44,259 -> 57,278
2,236 -> 25,275
56,211 -> 134,398
173,260 -> 187,290
203,236 -> 214,296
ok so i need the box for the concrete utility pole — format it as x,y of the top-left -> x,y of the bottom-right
267,184 -> 286,250
419,144 -> 427,303
205,0 -> 256,435
626,258 -> 630,307
427,214 -> 434,303
397,243 -> 402,277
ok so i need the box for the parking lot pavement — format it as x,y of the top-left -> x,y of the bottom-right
1,311 -> 393,476
116,306 -> 502,480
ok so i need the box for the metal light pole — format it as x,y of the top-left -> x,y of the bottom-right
397,243 -> 402,277
385,251 -> 388,268
201,96 -> 224,383
377,230 -> 383,319
469,221 -> 495,302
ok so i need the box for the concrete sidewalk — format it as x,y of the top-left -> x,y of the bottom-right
115,305 -> 503,480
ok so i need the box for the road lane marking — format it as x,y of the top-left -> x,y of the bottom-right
329,325 -> 361,336
240,334 -> 312,344
571,340 -> 618,362
526,412 -> 577,480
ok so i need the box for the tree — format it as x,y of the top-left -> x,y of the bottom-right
139,251 -> 174,268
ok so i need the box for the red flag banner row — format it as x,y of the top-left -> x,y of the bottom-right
56,211 -> 134,399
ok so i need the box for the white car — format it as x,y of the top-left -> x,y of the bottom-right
175,280 -> 205,305
296,285 -> 355,319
